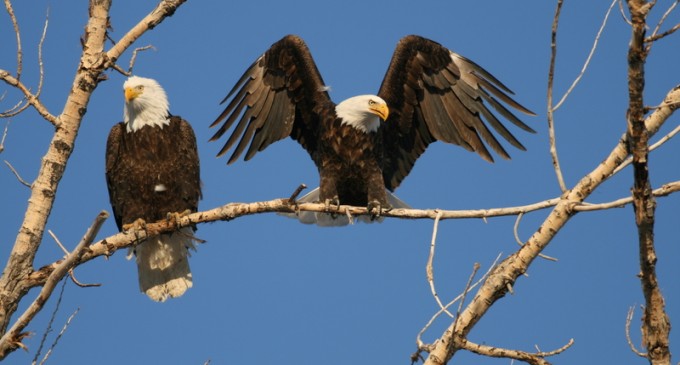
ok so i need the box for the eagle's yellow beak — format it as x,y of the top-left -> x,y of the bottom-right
124,86 -> 142,102
370,102 -> 389,121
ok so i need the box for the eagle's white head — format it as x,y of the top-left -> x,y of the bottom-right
335,95 -> 389,133
123,76 -> 170,132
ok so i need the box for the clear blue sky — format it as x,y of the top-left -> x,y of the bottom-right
1,1 -> 678,364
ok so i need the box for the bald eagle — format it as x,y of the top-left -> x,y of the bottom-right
210,35 -> 535,225
106,76 -> 202,301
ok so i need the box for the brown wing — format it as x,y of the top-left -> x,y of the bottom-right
105,122 -> 127,230
105,118 -> 201,231
172,116 -> 202,213
378,35 -> 536,191
210,34 -> 335,164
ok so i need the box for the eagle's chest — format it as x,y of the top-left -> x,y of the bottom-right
321,121 -> 379,165
115,126 -> 177,187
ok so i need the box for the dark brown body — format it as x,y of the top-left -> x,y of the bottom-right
316,118 -> 386,207
106,116 -> 201,229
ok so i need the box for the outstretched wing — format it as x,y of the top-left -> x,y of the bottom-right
378,35 -> 536,191
210,34 -> 334,164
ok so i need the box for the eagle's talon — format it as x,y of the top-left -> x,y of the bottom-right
367,200 -> 384,220
166,209 -> 191,227
123,218 -> 147,232
323,197 -> 340,218
323,197 -> 340,211
123,218 -> 147,242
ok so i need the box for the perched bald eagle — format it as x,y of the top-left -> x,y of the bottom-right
210,35 -> 535,225
106,76 -> 202,301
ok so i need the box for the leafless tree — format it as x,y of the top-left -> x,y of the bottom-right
0,0 -> 676,364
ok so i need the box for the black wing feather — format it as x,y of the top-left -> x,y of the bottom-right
210,35 -> 334,164
378,35 -> 536,190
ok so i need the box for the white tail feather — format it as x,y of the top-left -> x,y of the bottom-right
280,187 -> 410,227
134,227 -> 195,302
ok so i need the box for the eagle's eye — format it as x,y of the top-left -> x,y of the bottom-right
368,99 -> 376,106
136,85 -> 145,91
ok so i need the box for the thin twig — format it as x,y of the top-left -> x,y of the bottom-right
38,308 -> 79,365
48,230 -> 100,287
416,253 -> 502,349
128,45 -> 155,74
68,271 -> 101,288
576,181 -> 680,211
4,160 -> 31,187
288,183 -> 307,204
462,338 -> 574,365
0,71 -> 57,123
4,0 -> 22,79
48,230 -> 69,256
625,305 -> 647,357
619,0 -> 633,25
613,123 -> 680,175
547,0 -> 616,192
452,262 -> 480,336
547,0 -> 568,192
31,279 -> 67,365
646,0 -> 680,45
0,212 -> 108,352
0,120 -> 9,153
35,7 -> 48,100
554,0 -> 617,110
1,6 -> 50,119
426,211 -> 452,317
645,22 -> 680,43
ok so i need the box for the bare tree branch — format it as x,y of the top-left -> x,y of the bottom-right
646,0 -> 680,44
415,254 -> 502,360
0,120 -> 8,153
31,279 -> 67,365
625,2 -> 671,364
4,0 -> 22,80
0,71 -> 56,124
3,160 -> 31,187
619,0 -> 634,25
420,84 -> 680,365
426,211 -> 453,317
17,175 -> 680,297
554,0 -> 617,111
0,1 -> 188,353
461,338 -> 574,365
0,6 -> 50,119
37,307 -> 78,365
614,122 -> 680,175
547,0 -> 617,193
626,305 -> 648,357
546,0 -> 568,192
513,212 -> 557,261
0,211 -> 107,358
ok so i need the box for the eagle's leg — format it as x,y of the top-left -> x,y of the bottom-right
366,170 -> 390,219
319,173 -> 341,215
323,197 -> 341,218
